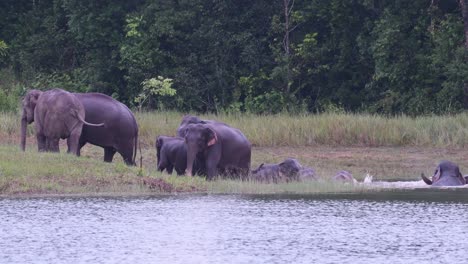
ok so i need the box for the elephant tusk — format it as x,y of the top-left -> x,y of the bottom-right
421,173 -> 433,185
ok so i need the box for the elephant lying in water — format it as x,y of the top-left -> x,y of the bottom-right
421,161 -> 467,186
332,170 -> 358,184
250,158 -> 317,183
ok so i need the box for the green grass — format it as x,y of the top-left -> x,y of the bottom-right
0,144 -> 376,196
124,111 -> 468,148
2,111 -> 468,196
5,110 -> 468,148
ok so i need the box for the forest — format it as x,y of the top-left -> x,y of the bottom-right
0,0 -> 467,115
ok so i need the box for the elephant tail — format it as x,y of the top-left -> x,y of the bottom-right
133,125 -> 139,167
76,112 -> 104,127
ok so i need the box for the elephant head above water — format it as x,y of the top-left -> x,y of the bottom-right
421,161 -> 466,187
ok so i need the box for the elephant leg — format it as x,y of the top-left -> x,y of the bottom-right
76,140 -> 86,157
104,147 -> 116,163
48,138 -> 60,152
206,159 -> 219,181
36,133 -> 47,152
117,141 -> 136,166
166,164 -> 174,175
67,131 -> 81,156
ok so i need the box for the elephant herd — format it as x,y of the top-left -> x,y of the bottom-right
20,89 -> 468,187
21,89 -> 138,165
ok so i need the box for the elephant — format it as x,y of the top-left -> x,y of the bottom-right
298,167 -> 317,181
251,158 -> 313,183
176,115 -> 227,137
251,163 -> 282,183
332,170 -> 357,183
182,119 -> 251,180
421,161 -> 466,186
20,89 -> 104,154
156,135 -> 205,176
73,92 -> 139,165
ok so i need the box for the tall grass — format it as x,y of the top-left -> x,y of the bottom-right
0,145 -> 373,196
137,111 -> 468,148
4,111 -> 468,148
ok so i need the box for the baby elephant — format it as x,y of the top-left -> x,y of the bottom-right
251,158 -> 316,183
156,136 -> 186,175
156,136 -> 205,176
421,160 -> 466,186
332,170 -> 357,183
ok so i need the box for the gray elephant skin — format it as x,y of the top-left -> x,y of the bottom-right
180,116 -> 251,180
21,89 -> 103,154
176,115 -> 226,137
156,135 -> 205,176
73,92 -> 139,165
332,170 -> 357,183
251,158 -> 316,183
421,161 -> 466,186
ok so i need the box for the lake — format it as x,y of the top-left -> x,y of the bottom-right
1,190 -> 468,264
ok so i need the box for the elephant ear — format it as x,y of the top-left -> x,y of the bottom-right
26,90 -> 41,109
156,136 -> 163,149
205,127 -> 218,147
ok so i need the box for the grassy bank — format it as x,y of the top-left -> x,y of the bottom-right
2,111 -> 468,196
0,145 -> 371,196
4,111 -> 468,148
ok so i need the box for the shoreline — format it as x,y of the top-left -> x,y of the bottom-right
2,143 -> 468,197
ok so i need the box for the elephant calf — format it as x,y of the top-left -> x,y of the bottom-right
21,88 -> 103,154
421,160 -> 467,186
156,135 -> 205,176
332,170 -> 357,184
251,158 -> 316,183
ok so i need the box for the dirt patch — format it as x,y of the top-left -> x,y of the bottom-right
142,177 -> 174,192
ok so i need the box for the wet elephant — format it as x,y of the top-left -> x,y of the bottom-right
156,135 -> 205,176
251,163 -> 282,183
421,161 -> 466,186
20,89 -> 103,154
183,121 -> 251,180
251,158 -> 313,183
332,170 -> 357,183
298,167 -> 317,181
73,92 -> 139,165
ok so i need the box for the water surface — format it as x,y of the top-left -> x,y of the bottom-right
1,190 -> 467,264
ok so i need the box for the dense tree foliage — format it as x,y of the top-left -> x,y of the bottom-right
0,0 -> 467,115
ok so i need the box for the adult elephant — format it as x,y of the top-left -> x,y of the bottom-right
20,89 -> 104,154
183,121 -> 251,180
421,161 -> 466,186
73,92 -> 139,165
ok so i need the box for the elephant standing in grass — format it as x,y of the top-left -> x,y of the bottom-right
73,92 -> 139,165
181,119 -> 251,180
156,135 -> 205,176
421,161 -> 466,186
20,89 -> 104,154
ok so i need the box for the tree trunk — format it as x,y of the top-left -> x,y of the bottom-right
283,0 -> 291,94
459,0 -> 468,108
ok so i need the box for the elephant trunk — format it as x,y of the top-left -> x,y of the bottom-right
185,144 -> 197,177
20,111 -> 28,151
